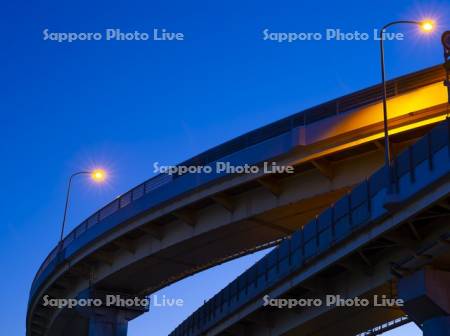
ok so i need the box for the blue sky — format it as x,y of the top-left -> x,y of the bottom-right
0,0 -> 448,335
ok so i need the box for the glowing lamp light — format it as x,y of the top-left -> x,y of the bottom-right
420,21 -> 434,32
91,169 -> 107,182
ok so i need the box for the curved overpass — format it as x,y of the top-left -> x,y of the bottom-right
169,120 -> 450,336
27,65 -> 448,336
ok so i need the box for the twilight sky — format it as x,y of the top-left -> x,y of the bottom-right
1,0 -> 448,335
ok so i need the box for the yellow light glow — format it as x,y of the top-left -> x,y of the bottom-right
91,169 -> 107,182
420,21 -> 434,32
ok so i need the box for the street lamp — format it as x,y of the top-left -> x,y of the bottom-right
59,168 -> 107,244
379,20 -> 435,167
442,31 -> 450,103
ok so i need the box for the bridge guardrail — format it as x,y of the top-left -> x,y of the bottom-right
169,118 -> 450,336
30,65 -> 445,305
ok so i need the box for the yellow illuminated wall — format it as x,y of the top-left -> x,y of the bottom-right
300,82 -> 448,146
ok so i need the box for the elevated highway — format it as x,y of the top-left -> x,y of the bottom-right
27,65 -> 449,336
170,119 -> 450,336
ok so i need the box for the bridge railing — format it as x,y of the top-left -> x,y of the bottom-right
30,65 -> 445,301
33,173 -> 174,282
169,118 -> 450,336
356,316 -> 410,336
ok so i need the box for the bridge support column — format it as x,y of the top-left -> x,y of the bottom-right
398,269 -> 450,335
88,308 -> 129,336
77,289 -> 148,336
423,316 -> 450,335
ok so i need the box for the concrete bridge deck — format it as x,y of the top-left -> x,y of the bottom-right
27,65 -> 449,336
170,119 -> 450,336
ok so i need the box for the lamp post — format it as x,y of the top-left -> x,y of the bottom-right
59,169 -> 106,244
442,31 -> 450,103
379,20 -> 434,167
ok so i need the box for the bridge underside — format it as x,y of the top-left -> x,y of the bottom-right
27,66 -> 449,336
59,187 -> 450,336
32,122 -> 447,336
204,182 -> 450,336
